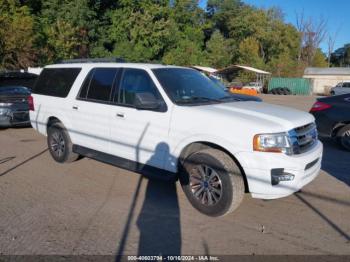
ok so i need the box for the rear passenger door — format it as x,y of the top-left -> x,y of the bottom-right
109,68 -> 171,169
70,67 -> 120,153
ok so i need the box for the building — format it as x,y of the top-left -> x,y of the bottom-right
303,67 -> 350,95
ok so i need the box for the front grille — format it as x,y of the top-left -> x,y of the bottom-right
289,123 -> 318,155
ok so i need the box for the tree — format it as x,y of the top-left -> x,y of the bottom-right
206,0 -> 243,37
205,30 -> 231,68
227,6 -> 300,67
296,11 -> 328,66
37,0 -> 100,62
44,20 -> 80,61
238,37 -> 264,68
0,0 -> 37,69
109,1 -> 176,62
162,37 -> 206,66
312,48 -> 327,67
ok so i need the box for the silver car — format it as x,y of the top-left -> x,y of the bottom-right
330,82 -> 350,95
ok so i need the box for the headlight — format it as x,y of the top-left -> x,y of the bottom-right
253,133 -> 292,154
0,102 -> 13,107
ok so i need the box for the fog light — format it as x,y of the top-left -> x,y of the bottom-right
271,168 -> 295,185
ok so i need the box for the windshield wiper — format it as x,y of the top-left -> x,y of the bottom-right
219,95 -> 240,101
177,96 -> 221,104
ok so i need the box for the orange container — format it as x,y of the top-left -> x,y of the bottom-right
229,88 -> 258,96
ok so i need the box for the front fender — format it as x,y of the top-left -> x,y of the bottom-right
165,134 -> 246,173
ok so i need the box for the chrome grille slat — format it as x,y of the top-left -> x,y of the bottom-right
289,123 -> 318,155
294,123 -> 316,137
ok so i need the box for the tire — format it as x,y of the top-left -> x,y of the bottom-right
330,91 -> 335,96
179,148 -> 245,217
47,122 -> 79,163
282,88 -> 291,95
336,124 -> 350,151
276,88 -> 284,95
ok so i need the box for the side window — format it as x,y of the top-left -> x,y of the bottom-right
78,68 -> 118,102
117,68 -> 160,106
33,68 -> 81,97
344,82 -> 350,88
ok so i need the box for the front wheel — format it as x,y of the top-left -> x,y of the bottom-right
337,124 -> 350,151
179,148 -> 245,217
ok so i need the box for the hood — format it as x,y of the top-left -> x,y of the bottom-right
191,101 -> 315,132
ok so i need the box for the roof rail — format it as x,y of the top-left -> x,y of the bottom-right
58,57 -> 125,64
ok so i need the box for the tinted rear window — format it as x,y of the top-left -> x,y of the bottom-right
33,68 -> 81,97
78,68 -> 119,102
0,72 -> 37,89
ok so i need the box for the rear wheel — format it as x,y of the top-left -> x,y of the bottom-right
179,148 -> 245,217
47,122 -> 79,163
337,124 -> 350,151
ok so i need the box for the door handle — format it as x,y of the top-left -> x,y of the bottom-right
116,112 -> 125,118
72,106 -> 79,110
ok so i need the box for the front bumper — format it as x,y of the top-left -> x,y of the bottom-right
235,140 -> 323,199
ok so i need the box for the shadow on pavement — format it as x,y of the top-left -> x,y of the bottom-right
136,143 -> 181,256
295,193 -> 350,241
137,179 -> 181,256
115,140 -> 181,259
0,156 -> 16,164
0,149 -> 48,177
321,138 -> 350,186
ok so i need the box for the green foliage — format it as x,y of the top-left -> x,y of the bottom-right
238,37 -> 264,68
312,48 -> 327,67
163,38 -> 205,66
0,0 -> 36,69
108,1 -> 175,62
204,30 -> 231,68
0,0 -> 319,78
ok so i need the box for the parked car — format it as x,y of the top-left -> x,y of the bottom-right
208,76 -> 262,102
310,94 -> 350,151
243,82 -> 263,93
228,81 -> 243,90
30,62 -> 322,217
330,81 -> 350,95
0,71 -> 38,89
0,86 -> 31,127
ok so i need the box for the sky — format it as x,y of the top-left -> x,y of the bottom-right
199,0 -> 349,53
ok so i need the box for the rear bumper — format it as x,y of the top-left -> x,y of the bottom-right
0,110 -> 30,127
235,141 -> 323,199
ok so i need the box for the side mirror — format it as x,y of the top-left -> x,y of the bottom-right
134,92 -> 160,110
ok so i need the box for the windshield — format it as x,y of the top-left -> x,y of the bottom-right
0,86 -> 30,95
208,76 -> 227,90
153,68 -> 234,105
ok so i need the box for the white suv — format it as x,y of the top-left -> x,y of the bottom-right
29,62 -> 323,216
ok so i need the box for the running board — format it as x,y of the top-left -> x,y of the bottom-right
73,145 -> 177,182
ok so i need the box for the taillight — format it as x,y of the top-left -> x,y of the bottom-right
310,101 -> 331,112
28,95 -> 34,111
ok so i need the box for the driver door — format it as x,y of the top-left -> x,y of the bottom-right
109,68 -> 171,170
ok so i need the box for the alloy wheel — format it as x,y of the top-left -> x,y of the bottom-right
190,165 -> 223,206
50,131 -> 65,158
